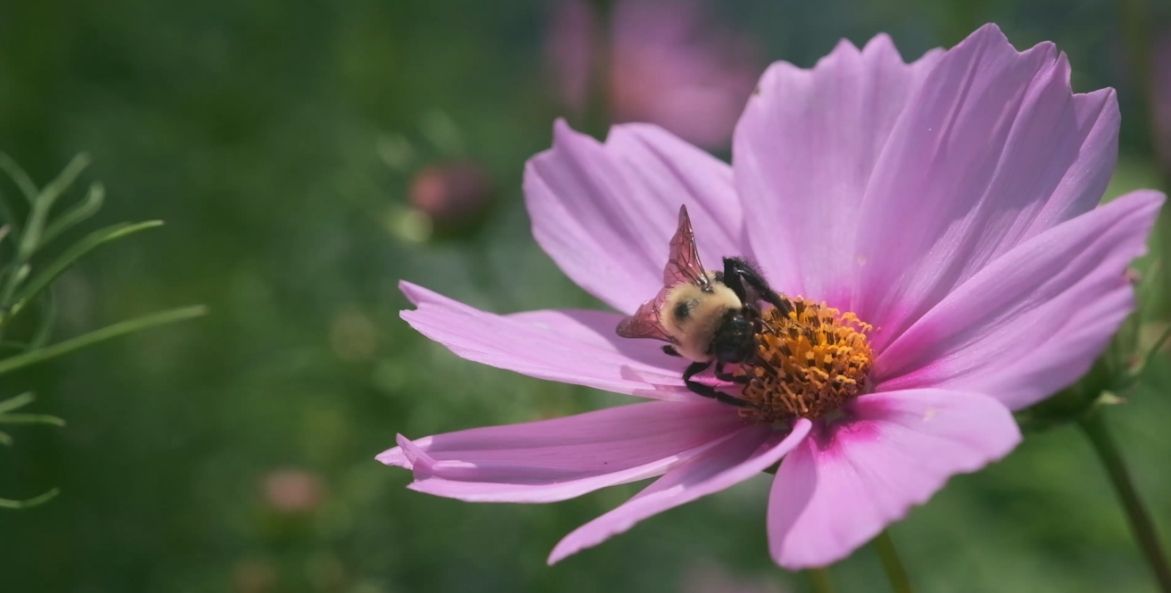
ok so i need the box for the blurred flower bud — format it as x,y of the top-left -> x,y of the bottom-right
262,468 -> 325,515
407,161 -> 496,233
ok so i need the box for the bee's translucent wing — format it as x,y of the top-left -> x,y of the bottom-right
663,205 -> 710,289
616,205 -> 707,343
616,296 -> 674,342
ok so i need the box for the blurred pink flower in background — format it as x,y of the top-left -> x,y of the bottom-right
262,468 -> 325,515
546,0 -> 759,149
545,0 -> 594,115
385,25 -> 1163,569
408,161 -> 496,231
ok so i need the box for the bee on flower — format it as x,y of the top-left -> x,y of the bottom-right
381,25 -> 1164,569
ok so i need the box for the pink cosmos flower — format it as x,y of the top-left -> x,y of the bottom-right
545,0 -> 759,148
381,24 -> 1164,569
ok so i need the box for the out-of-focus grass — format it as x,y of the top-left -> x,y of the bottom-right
0,1 -> 1169,592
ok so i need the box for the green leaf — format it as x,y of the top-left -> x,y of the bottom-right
0,199 -> 20,242
0,305 -> 207,376
14,155 -> 90,261
35,153 -> 90,213
4,220 -> 164,321
0,393 -> 62,425
26,291 -> 56,350
0,153 -> 40,204
40,182 -> 105,247
0,413 -> 65,427
1,154 -> 91,311
0,392 -> 35,414
0,488 -> 60,510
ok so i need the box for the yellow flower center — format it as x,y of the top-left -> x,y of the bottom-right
738,298 -> 873,424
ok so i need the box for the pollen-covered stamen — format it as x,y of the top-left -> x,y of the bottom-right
738,298 -> 873,424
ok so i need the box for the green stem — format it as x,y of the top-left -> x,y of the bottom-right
873,530 -> 913,593
1079,411 -> 1171,592
807,567 -> 836,593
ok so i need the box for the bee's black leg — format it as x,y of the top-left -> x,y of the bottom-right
723,257 -> 791,316
684,361 -> 751,407
720,258 -> 749,302
662,345 -> 681,357
763,291 -> 792,317
714,362 -> 750,384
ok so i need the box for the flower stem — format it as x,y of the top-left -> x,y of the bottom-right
873,530 -> 913,593
807,567 -> 835,593
1079,410 -> 1171,592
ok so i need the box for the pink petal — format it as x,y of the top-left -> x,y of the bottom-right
850,24 -> 1124,349
733,34 -> 940,302
549,419 -> 811,564
378,400 -> 747,503
524,120 -> 744,314
400,281 -> 692,400
875,190 -> 1163,409
768,389 -> 1019,569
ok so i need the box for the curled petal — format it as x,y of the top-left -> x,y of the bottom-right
768,389 -> 1019,569
379,400 -> 747,503
549,419 -> 811,564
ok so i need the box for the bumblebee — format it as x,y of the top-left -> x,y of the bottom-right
617,206 -> 789,406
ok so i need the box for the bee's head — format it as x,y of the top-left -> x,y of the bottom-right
711,308 -> 756,363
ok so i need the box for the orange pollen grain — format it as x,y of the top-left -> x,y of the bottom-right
737,298 -> 873,424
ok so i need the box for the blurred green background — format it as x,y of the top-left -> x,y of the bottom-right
1,0 -> 1170,591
